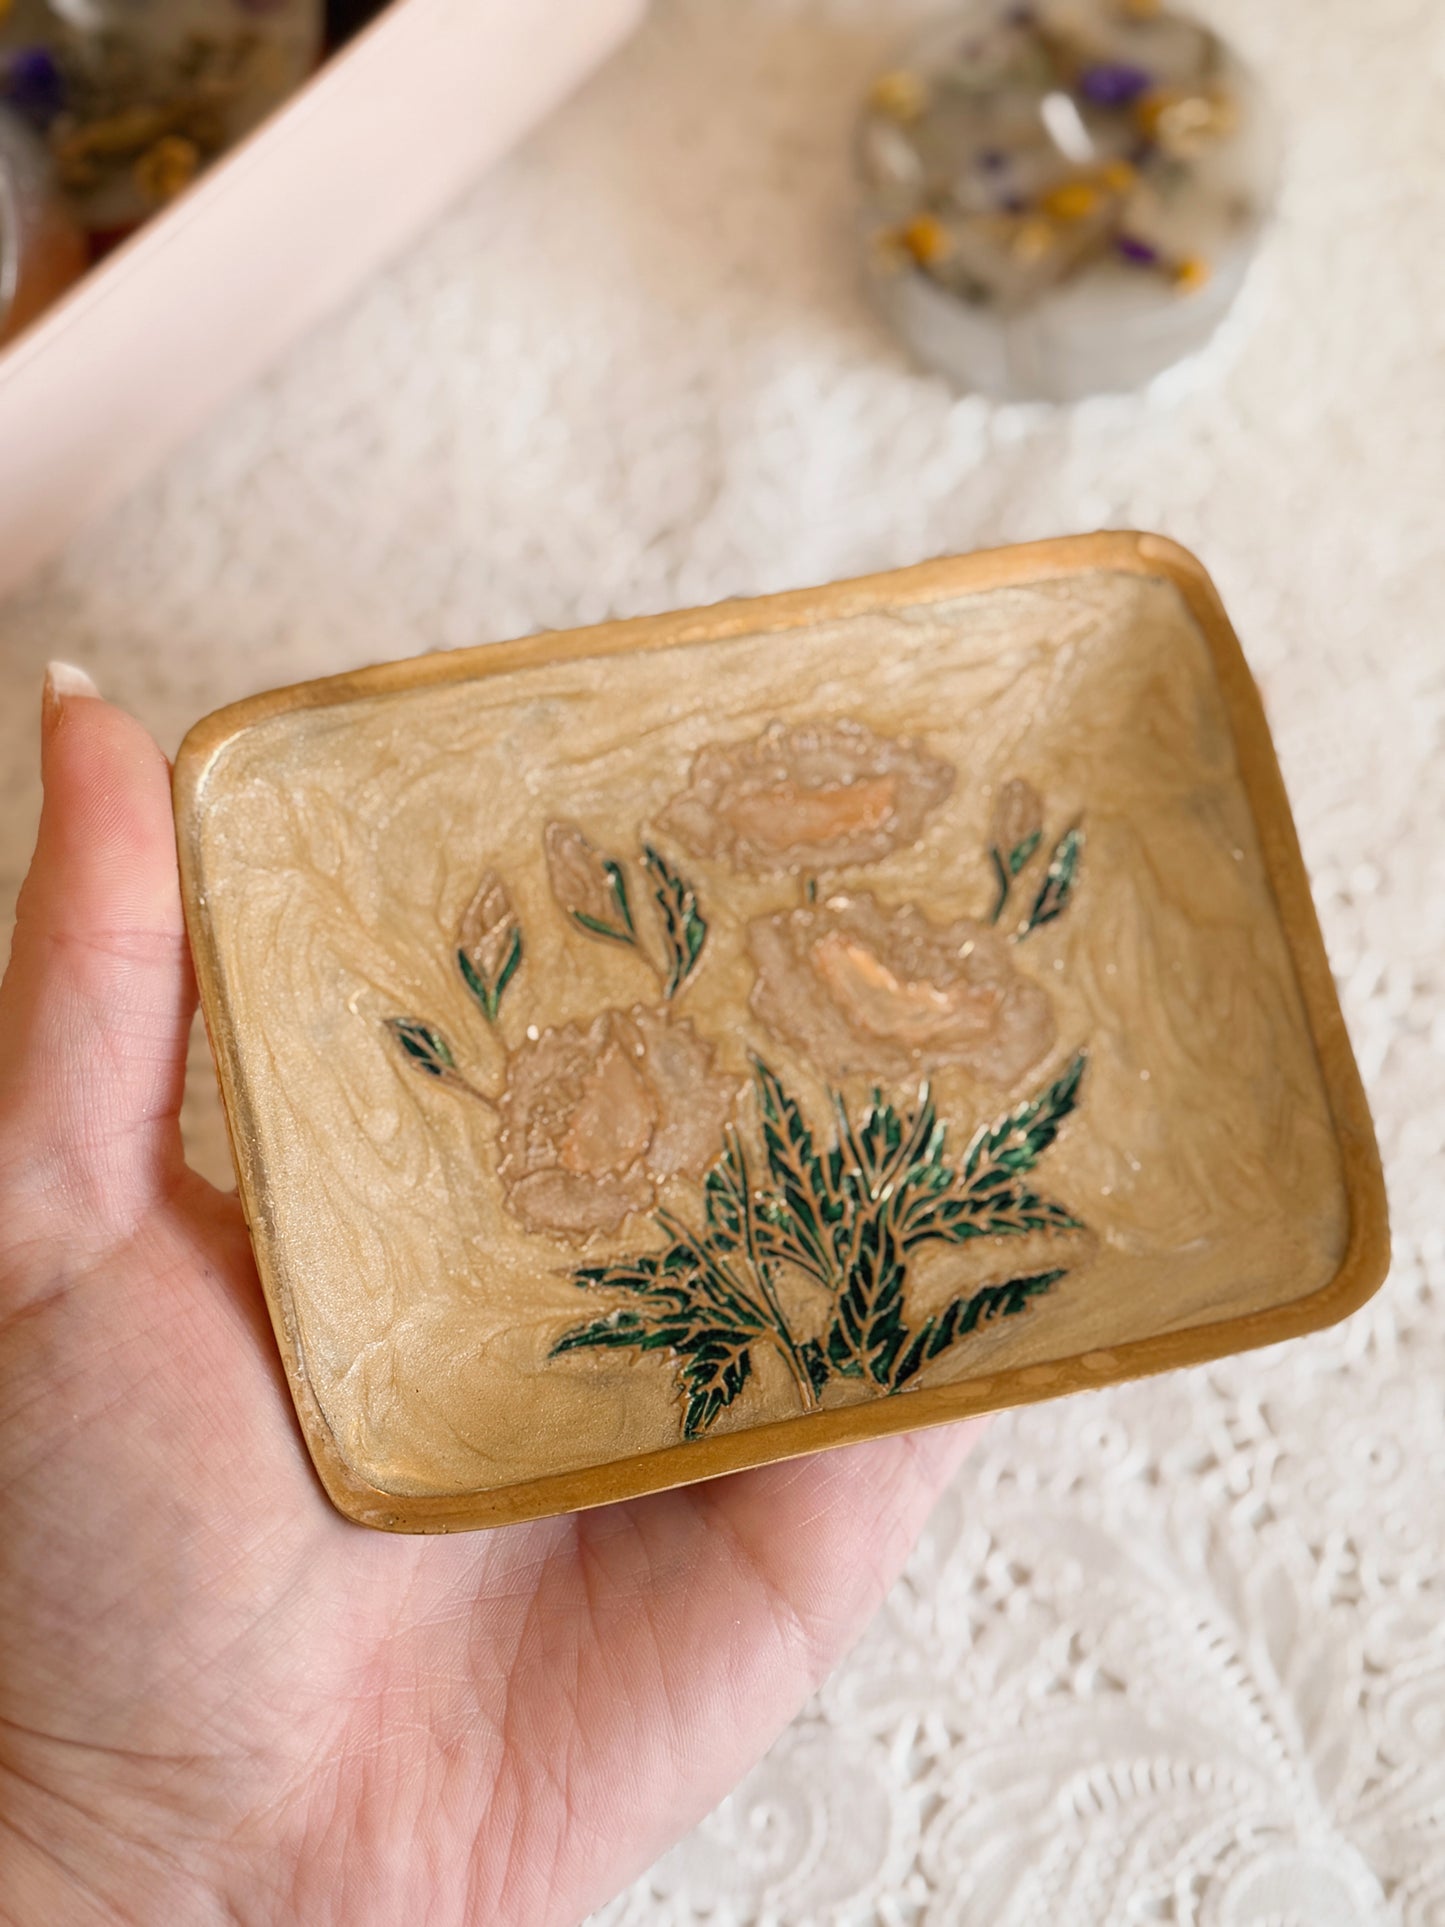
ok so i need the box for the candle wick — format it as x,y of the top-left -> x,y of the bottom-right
1040,90 -> 1096,165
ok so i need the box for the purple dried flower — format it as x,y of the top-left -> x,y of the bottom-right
1079,62 -> 1153,107
1,48 -> 66,128
1115,233 -> 1160,265
977,148 -> 1009,173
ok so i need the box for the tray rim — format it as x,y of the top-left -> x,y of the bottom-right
173,531 -> 1390,1533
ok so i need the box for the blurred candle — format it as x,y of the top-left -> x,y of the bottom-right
857,0 -> 1275,401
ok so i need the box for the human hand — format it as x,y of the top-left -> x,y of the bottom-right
0,670 -> 977,1926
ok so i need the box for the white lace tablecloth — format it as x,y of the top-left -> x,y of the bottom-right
2,0 -> 1442,1919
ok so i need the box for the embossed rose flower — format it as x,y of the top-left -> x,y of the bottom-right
498,1007 -> 738,1236
747,893 -> 1055,1084
659,720 -> 954,875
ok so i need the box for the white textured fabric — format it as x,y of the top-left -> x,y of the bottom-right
2,1 -> 1443,1920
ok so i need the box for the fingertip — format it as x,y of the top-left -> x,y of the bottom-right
0,676 -> 194,1217
33,673 -> 181,942
41,659 -> 100,728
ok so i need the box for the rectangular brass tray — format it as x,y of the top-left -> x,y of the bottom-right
174,534 -> 1388,1532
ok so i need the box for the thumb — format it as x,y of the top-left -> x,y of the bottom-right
0,665 -> 195,1229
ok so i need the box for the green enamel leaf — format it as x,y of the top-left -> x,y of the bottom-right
458,924 -> 524,1023
812,1084 -> 921,1391
550,1310 -> 654,1354
570,910 -> 634,944
602,858 -> 636,938
902,1188 -> 1081,1246
751,1059 -> 841,1285
678,1331 -> 754,1439
825,1321 -> 864,1379
457,949 -> 488,1010
386,1018 -> 457,1079
886,1054 -> 1086,1248
551,1290 -> 759,1441
492,925 -> 524,1003
652,1211 -> 776,1332
1019,826 -> 1083,936
801,1339 -> 830,1397
644,845 -> 708,999
889,1270 -> 1066,1389
1009,828 -> 1043,876
703,1132 -> 750,1254
551,1054 -> 1087,1428
962,1052 -> 1086,1182
545,822 -> 639,949
457,873 -> 525,1021
988,813 -> 1044,923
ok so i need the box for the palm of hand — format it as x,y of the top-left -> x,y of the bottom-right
0,687 -> 970,1926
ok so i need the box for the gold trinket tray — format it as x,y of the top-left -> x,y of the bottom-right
174,534 -> 1388,1532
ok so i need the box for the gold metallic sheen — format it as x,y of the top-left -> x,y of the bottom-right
173,535 -> 1389,1533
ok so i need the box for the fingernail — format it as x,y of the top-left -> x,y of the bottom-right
42,660 -> 100,734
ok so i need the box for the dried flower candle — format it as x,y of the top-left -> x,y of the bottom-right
858,0 -> 1275,399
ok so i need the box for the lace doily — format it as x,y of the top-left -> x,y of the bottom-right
1,0 -> 1440,1920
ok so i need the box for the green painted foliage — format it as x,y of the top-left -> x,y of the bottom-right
1020,827 -> 1083,936
386,1019 -> 457,1079
458,927 -> 524,1023
551,1054 -> 1088,1434
644,844 -> 707,999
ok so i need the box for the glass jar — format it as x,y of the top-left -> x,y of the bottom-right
2,0 -> 321,237
0,101 -> 85,345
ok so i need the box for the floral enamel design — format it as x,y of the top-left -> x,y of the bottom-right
658,718 -> 955,874
498,1009 -> 737,1237
747,895 -> 1056,1084
385,721 -> 1088,1440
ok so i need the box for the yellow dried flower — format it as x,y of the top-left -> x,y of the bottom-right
901,213 -> 953,265
1012,217 -> 1057,263
1172,254 -> 1211,293
133,136 -> 201,205
1137,88 -> 1237,158
1041,180 -> 1102,223
870,69 -> 928,123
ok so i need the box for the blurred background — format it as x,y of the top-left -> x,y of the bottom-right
2,0 -> 1443,1919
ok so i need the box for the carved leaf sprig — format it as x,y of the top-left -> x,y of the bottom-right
988,778 -> 1045,924
644,844 -> 708,1000
984,778 -> 1083,939
386,1018 -> 457,1080
457,873 -> 524,1023
899,1052 -> 1086,1247
555,1232 -> 781,1438
542,821 -> 710,1001
384,1017 -> 500,1110
551,1054 -> 1088,1431
751,1059 -> 842,1289
1019,826 -> 1083,937
889,1270 -> 1066,1388
545,822 -> 638,947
